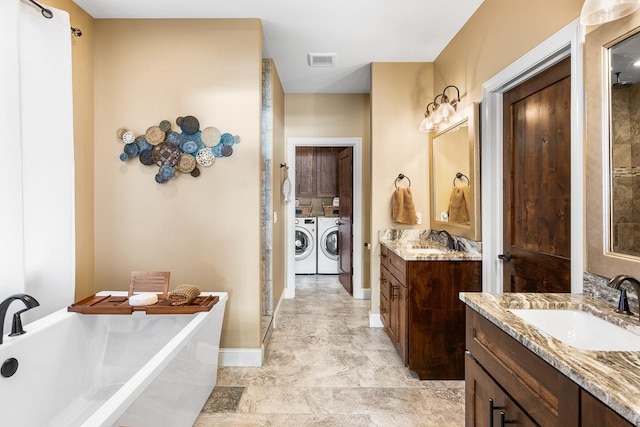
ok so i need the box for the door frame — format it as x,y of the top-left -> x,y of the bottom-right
285,137 -> 365,299
481,19 -> 585,294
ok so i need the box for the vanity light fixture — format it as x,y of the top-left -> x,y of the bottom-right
580,0 -> 640,25
418,85 -> 461,133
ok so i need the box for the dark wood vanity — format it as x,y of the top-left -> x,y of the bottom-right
380,243 -> 481,379
464,299 -> 636,426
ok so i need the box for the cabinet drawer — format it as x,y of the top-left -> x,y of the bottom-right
466,307 -> 579,426
380,246 -> 406,284
465,353 -> 537,427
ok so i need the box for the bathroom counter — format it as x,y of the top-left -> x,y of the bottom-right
460,292 -> 640,425
379,229 -> 482,261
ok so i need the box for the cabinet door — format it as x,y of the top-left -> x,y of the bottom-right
380,266 -> 391,331
581,390 -> 633,426
465,353 -> 537,427
316,147 -> 338,197
396,282 -> 408,366
408,260 -> 481,379
295,146 -> 315,197
387,271 -> 399,348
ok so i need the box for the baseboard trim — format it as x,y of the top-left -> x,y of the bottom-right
354,288 -> 371,300
272,292 -> 284,329
369,313 -> 384,328
219,347 -> 264,367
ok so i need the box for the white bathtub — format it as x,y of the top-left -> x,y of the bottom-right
0,291 -> 227,427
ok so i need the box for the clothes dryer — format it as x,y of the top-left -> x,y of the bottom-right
317,217 -> 339,274
295,217 -> 317,274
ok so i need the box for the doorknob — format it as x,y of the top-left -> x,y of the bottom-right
336,220 -> 343,225
498,252 -> 511,262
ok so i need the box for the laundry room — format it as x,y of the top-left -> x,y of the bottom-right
294,146 -> 345,278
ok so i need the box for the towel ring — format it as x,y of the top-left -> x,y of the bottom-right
453,172 -> 470,186
395,173 -> 411,188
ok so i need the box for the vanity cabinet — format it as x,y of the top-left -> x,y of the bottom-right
380,244 -> 481,379
466,307 -> 634,427
295,147 -> 339,198
581,390 -> 634,427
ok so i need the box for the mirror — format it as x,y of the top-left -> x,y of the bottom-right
586,12 -> 640,279
429,102 -> 481,241
610,32 -> 640,256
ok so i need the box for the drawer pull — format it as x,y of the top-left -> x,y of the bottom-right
489,398 -> 504,426
500,411 -> 515,425
391,285 -> 398,301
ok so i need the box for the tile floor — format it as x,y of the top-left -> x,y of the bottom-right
194,275 -> 465,426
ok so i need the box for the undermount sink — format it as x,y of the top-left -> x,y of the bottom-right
406,247 -> 447,255
508,309 -> 640,351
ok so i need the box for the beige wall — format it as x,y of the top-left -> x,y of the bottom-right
285,93 -> 372,288
370,62 -> 434,315
433,0 -> 583,104
46,0 -> 95,301
93,19 -> 263,349
270,61 -> 286,308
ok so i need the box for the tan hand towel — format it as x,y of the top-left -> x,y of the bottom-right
392,187 -> 418,224
448,186 -> 470,223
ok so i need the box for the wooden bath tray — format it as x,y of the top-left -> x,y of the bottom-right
68,294 -> 218,315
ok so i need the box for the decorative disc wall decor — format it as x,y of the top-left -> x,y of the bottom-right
116,116 -> 240,184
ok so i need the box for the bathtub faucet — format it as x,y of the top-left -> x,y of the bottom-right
0,294 -> 40,345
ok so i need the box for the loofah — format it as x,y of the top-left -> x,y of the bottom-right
167,284 -> 201,306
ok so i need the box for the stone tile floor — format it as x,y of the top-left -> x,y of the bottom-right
194,275 -> 465,426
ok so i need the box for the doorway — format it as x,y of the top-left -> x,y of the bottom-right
285,137 -> 364,299
481,20 -> 584,294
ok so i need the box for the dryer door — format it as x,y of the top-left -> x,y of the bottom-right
321,228 -> 339,261
295,227 -> 314,260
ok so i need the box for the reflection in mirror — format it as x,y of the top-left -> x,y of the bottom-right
610,31 -> 640,256
432,123 -> 471,224
429,103 -> 481,241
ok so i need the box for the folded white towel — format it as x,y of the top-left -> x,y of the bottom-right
128,293 -> 158,306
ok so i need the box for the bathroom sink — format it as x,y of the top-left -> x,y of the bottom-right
406,247 -> 447,255
508,309 -> 640,351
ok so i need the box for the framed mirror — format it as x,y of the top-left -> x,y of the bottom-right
586,12 -> 640,278
429,102 -> 481,241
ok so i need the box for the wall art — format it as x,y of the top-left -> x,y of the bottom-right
116,115 -> 240,184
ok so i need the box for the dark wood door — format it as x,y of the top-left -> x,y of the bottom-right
338,147 -> 353,294
295,146 -> 315,197
502,57 -> 571,293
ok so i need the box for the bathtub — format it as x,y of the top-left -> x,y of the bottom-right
0,291 -> 227,427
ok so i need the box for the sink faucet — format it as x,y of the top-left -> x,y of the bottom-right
437,229 -> 458,251
0,294 -> 40,345
607,275 -> 640,320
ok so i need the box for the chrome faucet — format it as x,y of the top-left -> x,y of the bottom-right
0,294 -> 40,345
607,275 -> 640,319
437,229 -> 459,251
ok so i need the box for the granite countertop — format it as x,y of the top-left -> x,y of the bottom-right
378,228 -> 482,261
460,292 -> 640,425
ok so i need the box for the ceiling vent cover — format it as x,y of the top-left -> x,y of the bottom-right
308,53 -> 336,67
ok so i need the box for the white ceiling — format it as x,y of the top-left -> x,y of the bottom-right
71,0 -> 484,93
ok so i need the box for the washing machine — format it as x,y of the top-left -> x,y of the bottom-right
295,217 -> 317,274
317,217 -> 340,274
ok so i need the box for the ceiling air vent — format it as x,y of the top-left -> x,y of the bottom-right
308,53 -> 336,67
